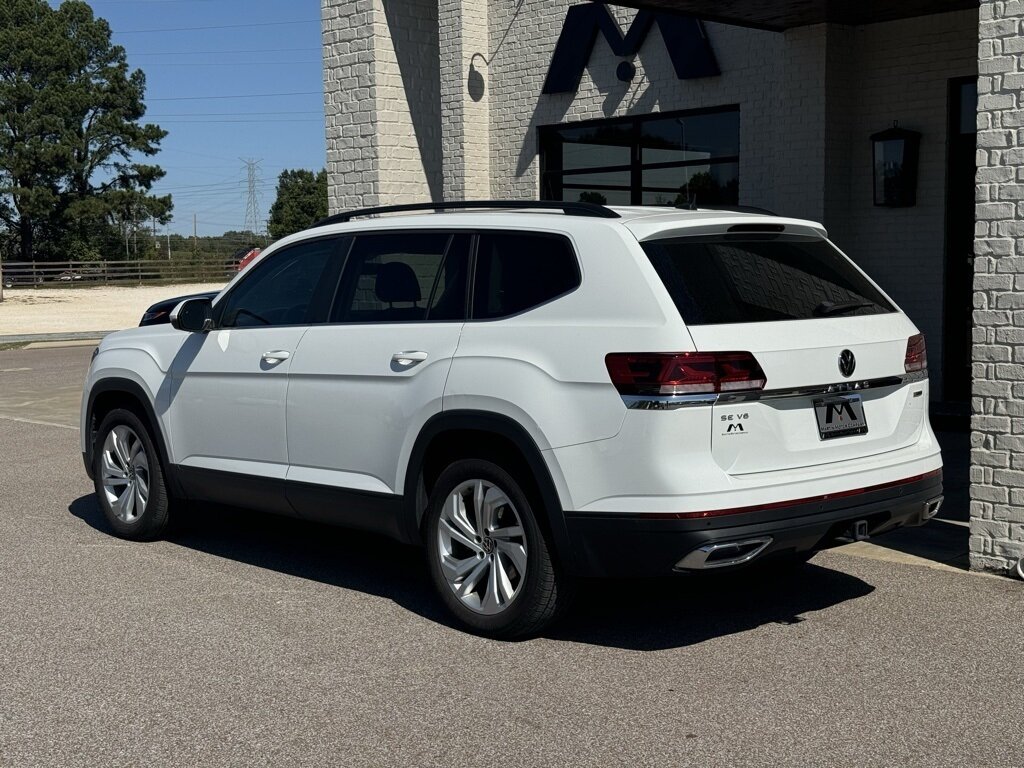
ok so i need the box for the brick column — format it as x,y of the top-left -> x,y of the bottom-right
971,0 -> 1024,573
321,0 -> 441,213
439,0 -> 491,200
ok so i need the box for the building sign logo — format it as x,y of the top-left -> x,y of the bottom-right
542,4 -> 719,95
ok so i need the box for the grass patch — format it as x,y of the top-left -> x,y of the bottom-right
0,342 -> 30,351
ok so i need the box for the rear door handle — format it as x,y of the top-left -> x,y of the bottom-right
392,350 -> 428,367
262,350 -> 291,364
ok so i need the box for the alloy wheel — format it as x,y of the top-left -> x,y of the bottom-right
100,425 -> 151,523
437,479 -> 528,615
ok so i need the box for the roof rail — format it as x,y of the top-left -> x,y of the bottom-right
313,199 -> 621,226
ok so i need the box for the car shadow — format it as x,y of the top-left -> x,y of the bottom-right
860,430 -> 971,570
69,495 -> 875,651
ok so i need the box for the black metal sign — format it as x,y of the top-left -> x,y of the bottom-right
542,4 -> 719,95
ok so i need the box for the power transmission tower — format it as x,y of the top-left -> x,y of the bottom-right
241,157 -> 263,236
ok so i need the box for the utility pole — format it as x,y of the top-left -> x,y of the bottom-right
241,157 -> 263,237
166,227 -> 171,261
192,213 -> 197,258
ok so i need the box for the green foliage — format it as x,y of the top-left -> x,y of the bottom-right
267,169 -> 328,240
672,172 -> 739,208
0,0 -> 171,261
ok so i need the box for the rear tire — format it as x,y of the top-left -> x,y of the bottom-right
92,408 -> 172,541
424,459 -> 568,638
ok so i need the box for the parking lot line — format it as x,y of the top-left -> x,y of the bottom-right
0,414 -> 77,431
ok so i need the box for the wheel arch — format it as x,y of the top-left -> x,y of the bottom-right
86,378 -> 181,497
401,410 -> 575,570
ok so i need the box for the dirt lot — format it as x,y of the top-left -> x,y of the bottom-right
0,283 -> 225,336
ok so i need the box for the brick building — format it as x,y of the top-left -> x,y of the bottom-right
320,0 -> 1024,573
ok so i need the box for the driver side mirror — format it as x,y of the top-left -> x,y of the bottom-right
170,297 -> 214,333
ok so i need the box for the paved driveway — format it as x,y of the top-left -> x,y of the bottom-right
1,346 -> 1021,767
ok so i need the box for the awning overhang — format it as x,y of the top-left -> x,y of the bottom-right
591,0 -> 980,31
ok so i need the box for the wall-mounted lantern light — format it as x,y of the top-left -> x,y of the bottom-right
871,122 -> 921,207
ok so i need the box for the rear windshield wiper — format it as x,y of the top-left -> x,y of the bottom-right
813,300 -> 876,317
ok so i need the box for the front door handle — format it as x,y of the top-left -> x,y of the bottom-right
262,350 -> 291,364
392,350 -> 428,367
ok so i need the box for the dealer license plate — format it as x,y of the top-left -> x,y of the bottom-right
813,395 -> 868,440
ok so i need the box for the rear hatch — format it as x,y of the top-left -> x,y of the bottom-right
639,228 -> 928,476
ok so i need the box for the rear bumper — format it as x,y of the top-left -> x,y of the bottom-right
563,471 -> 943,577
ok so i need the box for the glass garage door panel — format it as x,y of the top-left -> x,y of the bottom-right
641,162 -> 739,206
639,112 -> 740,159
539,107 -> 739,207
562,142 -> 630,171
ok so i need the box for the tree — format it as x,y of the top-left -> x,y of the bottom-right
267,169 -> 328,240
0,0 -> 171,263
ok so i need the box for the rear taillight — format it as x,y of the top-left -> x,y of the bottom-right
605,352 -> 767,396
905,334 -> 927,373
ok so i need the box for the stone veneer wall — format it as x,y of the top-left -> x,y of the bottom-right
970,0 -> 1024,573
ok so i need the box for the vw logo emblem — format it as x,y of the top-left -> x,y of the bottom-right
838,349 -> 856,378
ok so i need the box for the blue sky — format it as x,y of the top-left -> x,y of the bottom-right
82,0 -> 326,236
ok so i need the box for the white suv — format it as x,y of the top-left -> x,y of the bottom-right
81,201 -> 944,637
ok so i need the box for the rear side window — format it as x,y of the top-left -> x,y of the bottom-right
331,232 -> 471,323
641,235 -> 895,325
472,232 -> 580,319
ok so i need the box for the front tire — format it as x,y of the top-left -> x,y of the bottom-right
92,408 -> 172,541
425,459 -> 567,638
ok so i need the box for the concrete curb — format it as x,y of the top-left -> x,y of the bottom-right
0,330 -> 117,345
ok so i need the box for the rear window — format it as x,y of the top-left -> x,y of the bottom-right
641,234 -> 895,325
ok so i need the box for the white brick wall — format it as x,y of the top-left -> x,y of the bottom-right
972,0 -> 1024,574
322,0 -> 441,212
322,0 -> 380,212
377,0 -> 442,203
440,0 -> 491,199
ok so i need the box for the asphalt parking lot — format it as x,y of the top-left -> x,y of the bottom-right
1,344 -> 1022,767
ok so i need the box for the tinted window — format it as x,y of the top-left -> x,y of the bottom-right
218,238 -> 340,328
472,233 -> 580,319
331,232 -> 470,323
642,235 -> 895,325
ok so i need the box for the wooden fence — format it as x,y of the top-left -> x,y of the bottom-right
1,259 -> 233,288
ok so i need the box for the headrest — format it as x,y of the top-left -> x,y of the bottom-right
375,261 -> 421,304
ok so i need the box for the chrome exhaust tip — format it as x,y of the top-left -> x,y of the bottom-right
908,496 -> 944,527
676,537 -> 773,570
923,497 -> 943,520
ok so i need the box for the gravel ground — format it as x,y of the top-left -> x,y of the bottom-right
0,283 -> 224,335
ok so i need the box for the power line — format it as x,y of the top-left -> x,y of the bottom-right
116,19 -> 318,34
155,118 -> 322,124
142,61 -> 321,67
147,111 -> 322,117
130,47 -> 311,56
148,90 -> 321,101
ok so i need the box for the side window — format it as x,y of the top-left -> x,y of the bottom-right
472,232 -> 580,319
218,238 -> 342,328
330,232 -> 470,323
